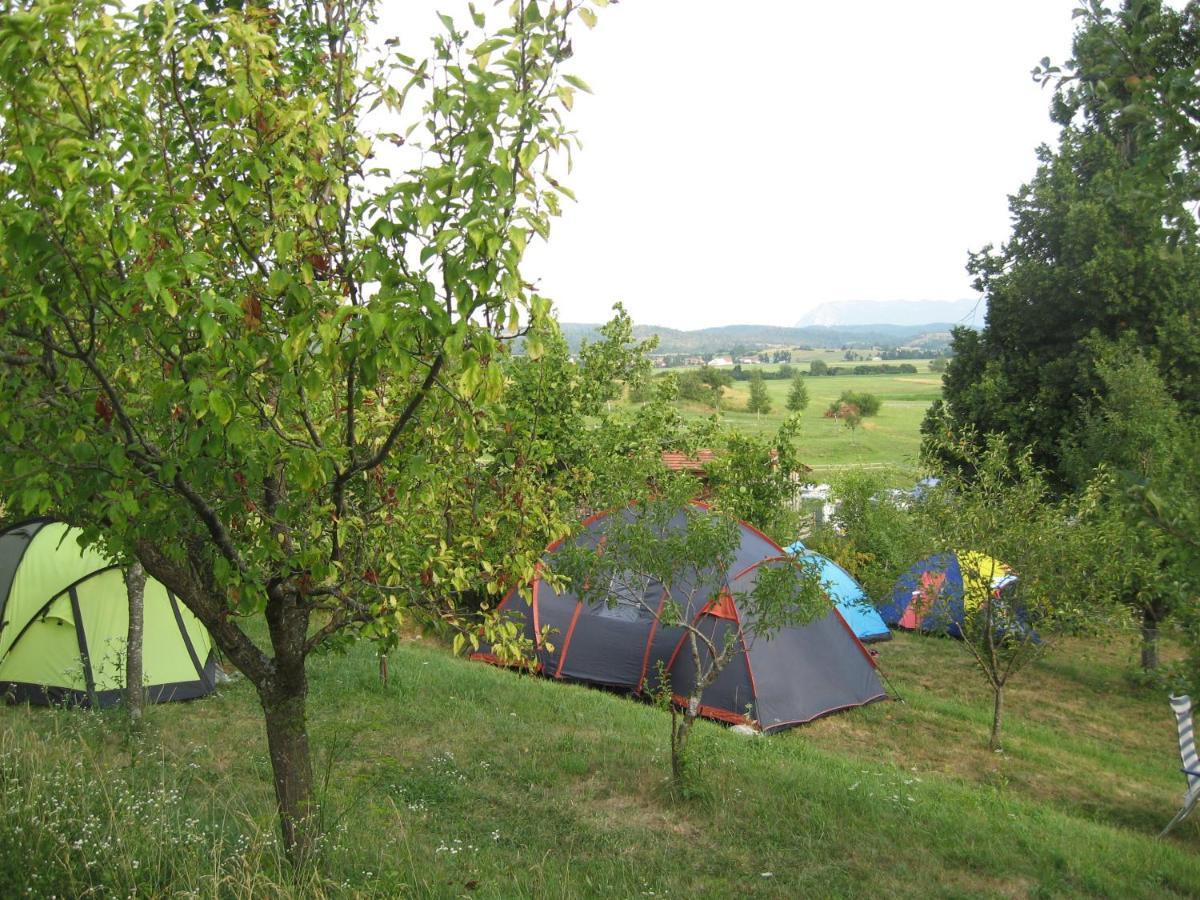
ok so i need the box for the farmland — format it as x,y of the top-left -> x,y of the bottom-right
636,359 -> 946,484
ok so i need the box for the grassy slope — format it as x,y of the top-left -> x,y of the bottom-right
3,630 -> 1199,897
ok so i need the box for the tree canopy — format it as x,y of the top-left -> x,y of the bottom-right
927,0 -> 1200,485
0,0 -> 604,859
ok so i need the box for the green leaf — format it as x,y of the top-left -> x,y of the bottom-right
274,231 -> 296,260
208,390 -> 233,426
562,74 -> 593,94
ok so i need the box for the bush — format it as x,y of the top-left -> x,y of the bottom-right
835,391 -> 883,420
806,472 -> 928,600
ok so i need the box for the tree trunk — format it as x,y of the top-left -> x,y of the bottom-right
989,683 -> 1004,751
379,651 -> 389,687
133,541 -> 317,866
124,562 -> 145,725
261,677 -> 316,864
1141,607 -> 1159,672
261,586 -> 316,866
671,696 -> 700,786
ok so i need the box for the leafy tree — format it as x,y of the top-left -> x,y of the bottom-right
705,416 -> 805,543
914,434 -> 1114,750
676,370 -> 712,405
1064,346 -> 1191,671
929,0 -> 1200,485
809,359 -> 829,377
698,367 -> 732,410
746,371 -> 771,416
840,391 -> 881,417
807,471 -> 928,602
370,305 -> 657,671
555,483 -> 825,788
838,406 -> 862,434
825,391 -> 879,433
1127,419 -> 1200,693
785,372 -> 809,413
0,0 -> 601,861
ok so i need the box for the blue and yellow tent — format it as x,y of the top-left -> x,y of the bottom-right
784,541 -> 891,643
879,551 -> 1019,639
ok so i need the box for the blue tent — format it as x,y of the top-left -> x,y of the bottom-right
879,551 -> 1028,641
784,541 -> 891,643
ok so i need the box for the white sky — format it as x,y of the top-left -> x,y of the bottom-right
377,1 -> 1085,329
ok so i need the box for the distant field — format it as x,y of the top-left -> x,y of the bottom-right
662,354 -> 941,371
634,367 -> 945,484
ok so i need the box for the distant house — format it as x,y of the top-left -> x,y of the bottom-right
706,356 -> 733,367
660,450 -> 719,476
736,357 -> 759,365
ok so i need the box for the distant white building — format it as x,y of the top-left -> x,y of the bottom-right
707,356 -> 733,367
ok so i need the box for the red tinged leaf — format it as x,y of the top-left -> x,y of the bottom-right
243,294 -> 263,330
306,253 -> 332,280
94,395 -> 113,426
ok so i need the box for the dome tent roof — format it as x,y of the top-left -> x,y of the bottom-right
0,519 -> 217,708
473,504 -> 885,732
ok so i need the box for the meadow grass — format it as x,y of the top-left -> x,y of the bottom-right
657,371 -> 944,484
3,629 -> 1198,897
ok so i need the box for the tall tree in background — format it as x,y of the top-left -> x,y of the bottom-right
0,0 -> 602,861
786,370 -> 809,413
746,370 -> 771,416
925,0 -> 1200,485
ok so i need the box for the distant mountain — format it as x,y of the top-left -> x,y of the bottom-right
794,299 -> 984,328
554,322 -> 961,355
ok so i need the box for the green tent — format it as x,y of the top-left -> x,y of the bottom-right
0,519 -> 217,707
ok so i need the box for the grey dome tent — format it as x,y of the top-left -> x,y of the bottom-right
0,519 -> 218,707
472,504 -> 886,732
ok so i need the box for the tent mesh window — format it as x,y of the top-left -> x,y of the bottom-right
590,570 -> 659,622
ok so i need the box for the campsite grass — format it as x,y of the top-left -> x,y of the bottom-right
2,629 -> 1199,897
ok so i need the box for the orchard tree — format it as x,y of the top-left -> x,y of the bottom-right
746,370 -> 771,416
928,0 -> 1200,485
367,305 -> 657,676
786,371 -> 809,413
555,483 -> 826,788
914,434 -> 1114,751
1064,346 -> 1192,671
704,415 -> 805,542
0,0 -> 604,862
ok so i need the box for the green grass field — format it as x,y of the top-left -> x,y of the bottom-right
4,630 -> 1198,897
656,369 -> 945,484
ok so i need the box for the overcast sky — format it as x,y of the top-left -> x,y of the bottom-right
378,1 -> 1086,329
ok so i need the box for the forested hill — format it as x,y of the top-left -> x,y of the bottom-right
555,322 -> 961,354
